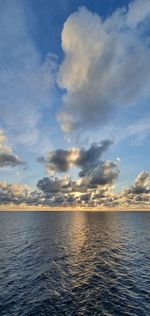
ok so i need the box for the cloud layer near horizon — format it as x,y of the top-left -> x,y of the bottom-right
0,138 -> 149,209
0,170 -> 149,209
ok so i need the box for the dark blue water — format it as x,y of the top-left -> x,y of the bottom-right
0,211 -> 149,316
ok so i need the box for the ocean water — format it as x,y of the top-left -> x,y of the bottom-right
0,211 -> 149,316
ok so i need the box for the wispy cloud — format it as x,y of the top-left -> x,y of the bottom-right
0,0 -> 56,148
103,117 -> 150,145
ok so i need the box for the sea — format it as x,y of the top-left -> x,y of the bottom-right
0,211 -> 149,316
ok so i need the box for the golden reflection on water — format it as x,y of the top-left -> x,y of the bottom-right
67,212 -> 125,290
69,212 -> 122,250
69,212 -> 87,251
67,212 -> 100,290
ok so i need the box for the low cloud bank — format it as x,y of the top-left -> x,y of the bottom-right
1,170 -> 149,209
1,141 -> 149,209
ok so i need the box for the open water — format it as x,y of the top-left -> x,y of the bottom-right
0,211 -> 149,315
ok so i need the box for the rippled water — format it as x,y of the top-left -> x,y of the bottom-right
0,211 -> 150,316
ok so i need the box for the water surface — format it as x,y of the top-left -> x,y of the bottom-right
0,211 -> 149,315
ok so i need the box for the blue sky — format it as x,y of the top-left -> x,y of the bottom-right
0,0 -> 150,209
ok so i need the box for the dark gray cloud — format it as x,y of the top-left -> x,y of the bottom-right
35,171 -> 150,208
0,129 -> 24,168
80,161 -> 119,189
79,193 -> 91,203
76,140 -> 112,166
38,139 -> 113,174
36,141 -> 119,204
0,182 -> 43,206
126,171 -> 150,195
0,182 -> 28,205
36,159 -> 119,195
132,171 -> 150,194
0,152 -> 23,168
37,176 -> 72,193
1,170 -> 150,209
38,149 -> 73,172
120,171 -> 150,208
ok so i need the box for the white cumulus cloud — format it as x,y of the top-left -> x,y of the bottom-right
58,1 -> 150,132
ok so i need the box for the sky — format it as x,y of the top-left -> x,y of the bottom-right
0,0 -> 150,210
